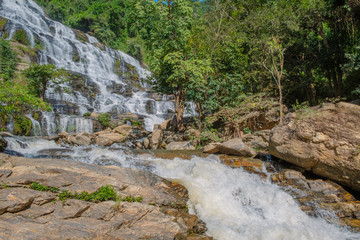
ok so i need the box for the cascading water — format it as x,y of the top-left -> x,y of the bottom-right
3,135 -> 360,240
0,0 -> 180,134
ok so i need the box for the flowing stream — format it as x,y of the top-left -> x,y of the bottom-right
4,136 -> 360,240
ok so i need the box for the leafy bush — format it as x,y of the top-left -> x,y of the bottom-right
83,112 -> 91,117
0,38 -> 18,81
0,81 -> 51,115
131,121 -> 142,127
13,115 -> 32,136
98,113 -> 111,128
59,185 -> 117,202
13,30 -> 30,46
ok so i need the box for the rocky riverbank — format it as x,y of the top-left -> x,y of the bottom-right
0,153 -> 211,240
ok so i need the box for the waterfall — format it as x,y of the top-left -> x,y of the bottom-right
0,0 -> 176,134
26,115 -> 41,136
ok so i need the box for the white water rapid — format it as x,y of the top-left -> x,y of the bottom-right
4,136 -> 360,240
0,0 -> 180,134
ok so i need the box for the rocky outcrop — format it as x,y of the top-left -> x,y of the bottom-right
218,138 -> 257,157
269,102 -> 360,191
0,136 -> 7,152
0,153 -> 211,240
166,142 -> 196,151
271,169 -> 360,230
242,130 -> 270,150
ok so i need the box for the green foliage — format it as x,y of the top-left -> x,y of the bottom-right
243,127 -> 251,134
30,182 -> 59,193
13,30 -> 30,46
98,113 -> 111,128
0,81 -> 51,115
0,38 -> 18,81
13,115 -> 32,136
83,112 -> 91,117
59,185 -> 117,202
23,64 -> 68,100
120,195 -> 143,203
131,121 -> 142,127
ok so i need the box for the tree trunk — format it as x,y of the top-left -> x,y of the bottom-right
40,83 -> 47,101
175,88 -> 185,132
278,81 -> 283,125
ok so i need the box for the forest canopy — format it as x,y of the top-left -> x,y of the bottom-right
35,0 -> 360,118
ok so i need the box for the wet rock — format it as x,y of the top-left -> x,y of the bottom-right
166,142 -> 196,151
151,124 -> 163,150
67,133 -> 92,146
113,124 -> 132,136
271,169 -> 360,231
58,132 -> 68,139
143,138 -> 150,149
203,143 -> 221,154
0,153 -> 210,239
96,133 -> 126,146
219,138 -> 257,157
0,136 -> 7,152
117,113 -> 139,121
269,102 -> 360,191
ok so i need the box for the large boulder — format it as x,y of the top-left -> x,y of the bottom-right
113,124 -> 132,136
151,124 -> 163,150
96,133 -> 126,146
166,141 -> 196,151
269,102 -> 360,191
67,133 -> 92,146
0,136 -> 7,152
203,143 -> 221,154
218,139 -> 257,157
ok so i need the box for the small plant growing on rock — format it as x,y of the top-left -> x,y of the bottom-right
98,113 -> 111,129
132,121 -> 142,128
83,112 -> 91,117
30,182 -> 59,193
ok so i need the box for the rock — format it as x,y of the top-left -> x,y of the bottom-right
90,112 -> 100,119
218,138 -> 257,157
96,133 -> 126,146
135,141 -> 143,149
271,169 -> 360,231
143,138 -> 150,149
166,142 -> 196,151
160,119 -> 175,131
94,128 -> 112,136
58,132 -> 68,139
203,143 -> 221,154
0,153 -> 210,239
117,113 -> 139,121
151,124 -> 163,150
67,133 -> 92,146
0,136 -> 7,152
113,124 -> 132,136
242,131 -> 270,150
269,102 -> 360,191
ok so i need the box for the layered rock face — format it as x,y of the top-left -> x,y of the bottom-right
269,102 -> 360,191
0,153 -> 211,240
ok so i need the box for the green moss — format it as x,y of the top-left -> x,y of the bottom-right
0,18 -> 8,31
98,113 -> 111,129
132,121 -> 142,127
13,115 -> 32,136
13,29 -> 30,46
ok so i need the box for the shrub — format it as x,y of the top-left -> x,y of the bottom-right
0,38 -> 18,81
98,113 -> 111,128
13,115 -> 32,136
30,182 -> 59,193
13,29 -> 30,46
83,112 -> 91,117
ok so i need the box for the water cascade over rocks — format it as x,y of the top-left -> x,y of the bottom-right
3,136 -> 360,240
0,0 -> 181,134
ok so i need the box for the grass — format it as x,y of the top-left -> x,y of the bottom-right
29,183 -> 143,204
30,182 -> 59,193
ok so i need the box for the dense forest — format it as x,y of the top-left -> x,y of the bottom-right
2,0 -> 360,133
34,0 -> 360,109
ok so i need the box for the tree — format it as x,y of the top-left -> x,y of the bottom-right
0,81 -> 51,115
23,64 -> 67,101
263,37 -> 286,124
0,39 -> 18,81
